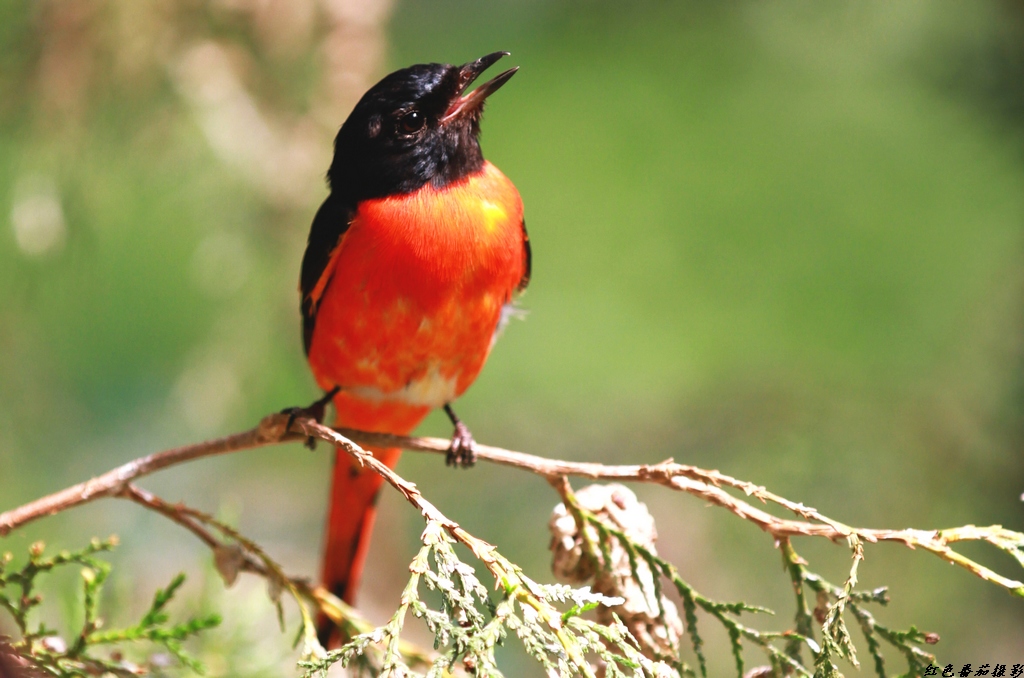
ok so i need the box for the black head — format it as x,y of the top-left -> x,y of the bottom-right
327,52 -> 518,203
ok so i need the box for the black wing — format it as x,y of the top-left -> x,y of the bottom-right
517,218 -> 531,292
300,194 -> 355,355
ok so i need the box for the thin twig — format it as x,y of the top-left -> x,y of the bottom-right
120,482 -> 438,666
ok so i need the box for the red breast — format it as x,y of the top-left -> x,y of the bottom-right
307,160 -> 524,432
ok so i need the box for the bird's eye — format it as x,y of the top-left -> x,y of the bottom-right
398,111 -> 425,134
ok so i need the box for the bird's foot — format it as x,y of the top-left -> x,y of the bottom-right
446,420 -> 477,468
443,403 -> 476,468
281,386 -> 341,450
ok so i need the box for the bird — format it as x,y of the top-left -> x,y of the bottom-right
296,51 -> 530,641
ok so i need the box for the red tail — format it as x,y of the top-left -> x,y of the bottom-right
316,394 -> 429,644
320,443 -> 402,605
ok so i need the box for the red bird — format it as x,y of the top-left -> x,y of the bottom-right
297,52 -> 529,637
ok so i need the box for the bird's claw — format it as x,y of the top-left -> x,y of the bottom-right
281,386 -> 341,450
446,421 -> 477,468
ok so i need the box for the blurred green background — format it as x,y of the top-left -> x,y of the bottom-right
2,0 -> 1024,674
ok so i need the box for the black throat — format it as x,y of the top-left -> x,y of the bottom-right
328,122 -> 484,204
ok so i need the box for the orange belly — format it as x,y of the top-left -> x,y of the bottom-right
307,161 -> 525,434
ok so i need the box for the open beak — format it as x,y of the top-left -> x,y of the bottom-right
441,51 -> 518,124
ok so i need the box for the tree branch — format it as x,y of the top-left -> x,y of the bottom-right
1,411 -> 1022,598
0,421 -> 287,536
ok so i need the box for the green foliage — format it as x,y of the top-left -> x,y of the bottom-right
567,499 -> 939,678
0,538 -> 221,677
300,520 -> 666,678
783,539 -> 939,678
